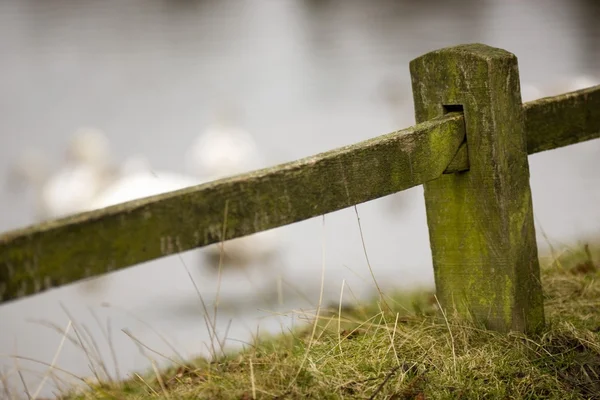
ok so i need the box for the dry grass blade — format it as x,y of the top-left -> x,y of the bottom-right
337,279 -> 345,355
434,295 -> 457,373
0,367 -> 14,400
133,373 -> 158,396
249,357 -> 256,400
100,302 -> 186,362
150,359 -> 169,399
121,329 -> 185,368
17,368 -> 31,400
58,304 -> 105,383
13,339 -> 32,400
126,332 -> 170,398
381,307 -> 400,367
79,322 -> 111,382
211,199 -> 229,359
290,215 -> 327,388
176,251 -> 224,360
31,320 -> 72,400
88,308 -> 120,380
353,205 -> 390,312
26,319 -> 82,353
2,355 -> 89,385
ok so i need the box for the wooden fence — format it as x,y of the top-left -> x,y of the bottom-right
1,44 -> 599,333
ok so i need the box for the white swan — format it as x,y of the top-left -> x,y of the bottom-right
8,127 -> 117,221
185,110 -> 263,181
86,155 -> 201,210
40,128 -> 117,219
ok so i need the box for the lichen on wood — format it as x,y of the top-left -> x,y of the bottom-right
410,43 -> 545,333
442,84 -> 600,172
524,84 -> 600,154
0,114 -> 465,303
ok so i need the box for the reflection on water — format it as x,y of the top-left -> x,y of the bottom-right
1,0 -> 600,397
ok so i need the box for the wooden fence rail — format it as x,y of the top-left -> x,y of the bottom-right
1,44 -> 599,333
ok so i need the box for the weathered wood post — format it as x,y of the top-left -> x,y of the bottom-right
410,44 -> 544,333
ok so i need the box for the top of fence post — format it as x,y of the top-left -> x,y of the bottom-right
410,43 -> 544,333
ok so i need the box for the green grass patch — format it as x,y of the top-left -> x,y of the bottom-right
63,243 -> 600,399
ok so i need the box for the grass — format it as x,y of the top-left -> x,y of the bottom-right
51,243 -> 600,399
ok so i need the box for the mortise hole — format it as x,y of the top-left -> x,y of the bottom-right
443,104 -> 464,114
443,103 -> 469,174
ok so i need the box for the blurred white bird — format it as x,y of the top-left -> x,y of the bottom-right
185,108 -> 264,181
40,127 -> 117,219
87,154 -> 201,211
6,147 -> 51,191
8,127 -> 118,221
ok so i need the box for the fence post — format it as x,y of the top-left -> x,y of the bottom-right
410,44 -> 544,333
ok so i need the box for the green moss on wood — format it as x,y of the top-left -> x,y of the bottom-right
410,43 -> 545,333
0,114 -> 465,303
524,85 -> 600,154
444,84 -> 600,173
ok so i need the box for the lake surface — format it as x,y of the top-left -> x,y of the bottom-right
1,0 -> 599,397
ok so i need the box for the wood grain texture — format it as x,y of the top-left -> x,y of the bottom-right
524,84 -> 600,154
410,43 -> 544,333
0,114 -> 466,303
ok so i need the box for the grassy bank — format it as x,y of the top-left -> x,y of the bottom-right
64,243 -> 600,399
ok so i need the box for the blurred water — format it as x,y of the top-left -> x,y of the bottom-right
1,0 -> 600,398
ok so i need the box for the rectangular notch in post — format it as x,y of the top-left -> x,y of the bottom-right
443,104 -> 464,114
442,104 -> 469,173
